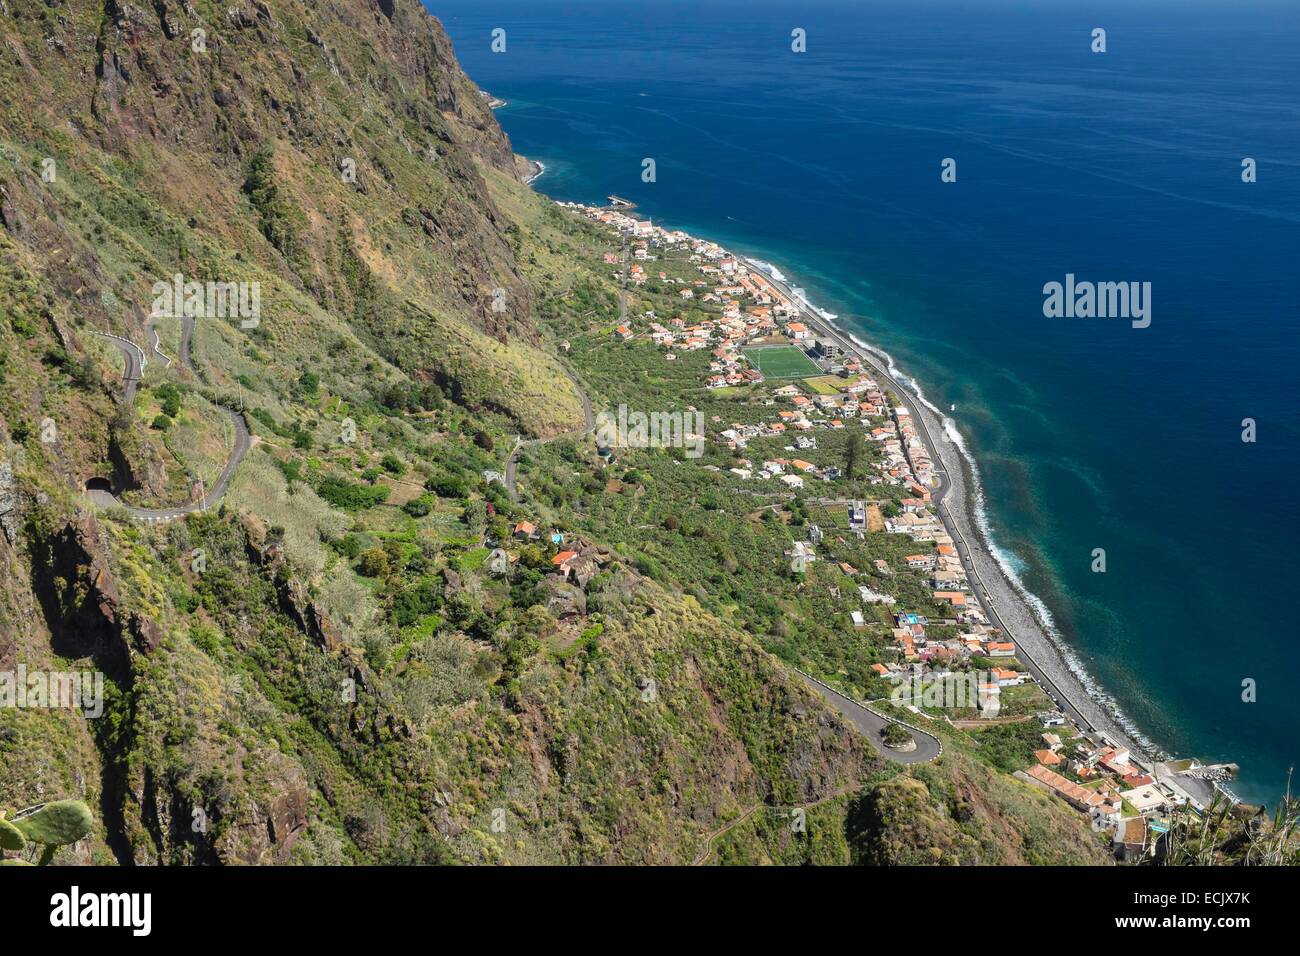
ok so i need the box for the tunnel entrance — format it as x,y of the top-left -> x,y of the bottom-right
84,477 -> 114,494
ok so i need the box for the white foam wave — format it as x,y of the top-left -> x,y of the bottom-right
748,259 -> 787,283
834,321 -> 1163,755
524,161 -> 546,185
729,245 -> 1159,753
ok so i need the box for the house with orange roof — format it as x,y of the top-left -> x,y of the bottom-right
1023,764 -> 1107,811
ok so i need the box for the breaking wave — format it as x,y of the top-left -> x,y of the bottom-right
841,330 -> 1162,756
693,247 -> 1158,755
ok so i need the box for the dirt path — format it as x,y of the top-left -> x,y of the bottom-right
504,361 -> 595,500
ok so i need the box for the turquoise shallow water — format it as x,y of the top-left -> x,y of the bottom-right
429,0 -> 1300,805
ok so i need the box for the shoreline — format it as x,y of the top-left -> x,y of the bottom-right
738,256 -> 1150,757
556,195 -> 1242,806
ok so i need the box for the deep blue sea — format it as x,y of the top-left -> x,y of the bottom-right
428,0 -> 1300,805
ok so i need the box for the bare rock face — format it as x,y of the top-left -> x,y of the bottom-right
0,182 -> 24,234
26,512 -> 157,679
281,578 -> 344,653
244,521 -> 344,652
215,765 -> 309,865
132,752 -> 310,865
107,426 -> 170,503
543,577 -> 587,619
0,459 -> 18,544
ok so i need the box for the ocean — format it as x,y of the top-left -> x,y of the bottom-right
427,0 -> 1300,805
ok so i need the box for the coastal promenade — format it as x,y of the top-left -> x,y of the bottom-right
740,257 -> 1147,761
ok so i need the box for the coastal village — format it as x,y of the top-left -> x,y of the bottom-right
491,198 -> 1241,861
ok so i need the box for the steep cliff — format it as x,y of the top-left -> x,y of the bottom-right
0,0 -> 1113,867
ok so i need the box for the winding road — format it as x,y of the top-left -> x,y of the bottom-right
89,317 -> 251,523
91,331 -> 145,406
798,670 -> 942,764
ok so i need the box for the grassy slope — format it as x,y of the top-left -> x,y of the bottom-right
0,0 -> 1114,865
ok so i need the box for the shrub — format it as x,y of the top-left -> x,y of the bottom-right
315,475 -> 389,510
881,722 -> 912,746
357,547 -> 390,578
330,533 -> 363,558
403,496 -> 433,518
425,473 -> 468,498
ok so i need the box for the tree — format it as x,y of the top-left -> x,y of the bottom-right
843,428 -> 864,480
403,496 -> 433,518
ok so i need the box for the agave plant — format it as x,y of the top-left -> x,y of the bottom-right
1159,771 -> 1299,866
1245,771 -> 1299,866
0,800 -> 94,866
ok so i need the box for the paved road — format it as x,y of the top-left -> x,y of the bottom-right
798,671 -> 941,764
88,318 -> 251,523
92,332 -> 145,406
504,361 -> 596,499
745,257 -> 1103,737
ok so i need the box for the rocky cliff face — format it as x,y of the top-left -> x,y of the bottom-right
1,0 -> 558,412
0,1 -> 880,866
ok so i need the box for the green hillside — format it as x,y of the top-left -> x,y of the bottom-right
0,0 -> 1154,866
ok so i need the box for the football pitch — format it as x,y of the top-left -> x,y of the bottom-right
743,345 -> 821,379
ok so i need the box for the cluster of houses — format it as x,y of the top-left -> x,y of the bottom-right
501,520 -> 617,620
1016,734 -> 1201,860
564,201 -> 1242,861
570,201 -> 946,499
